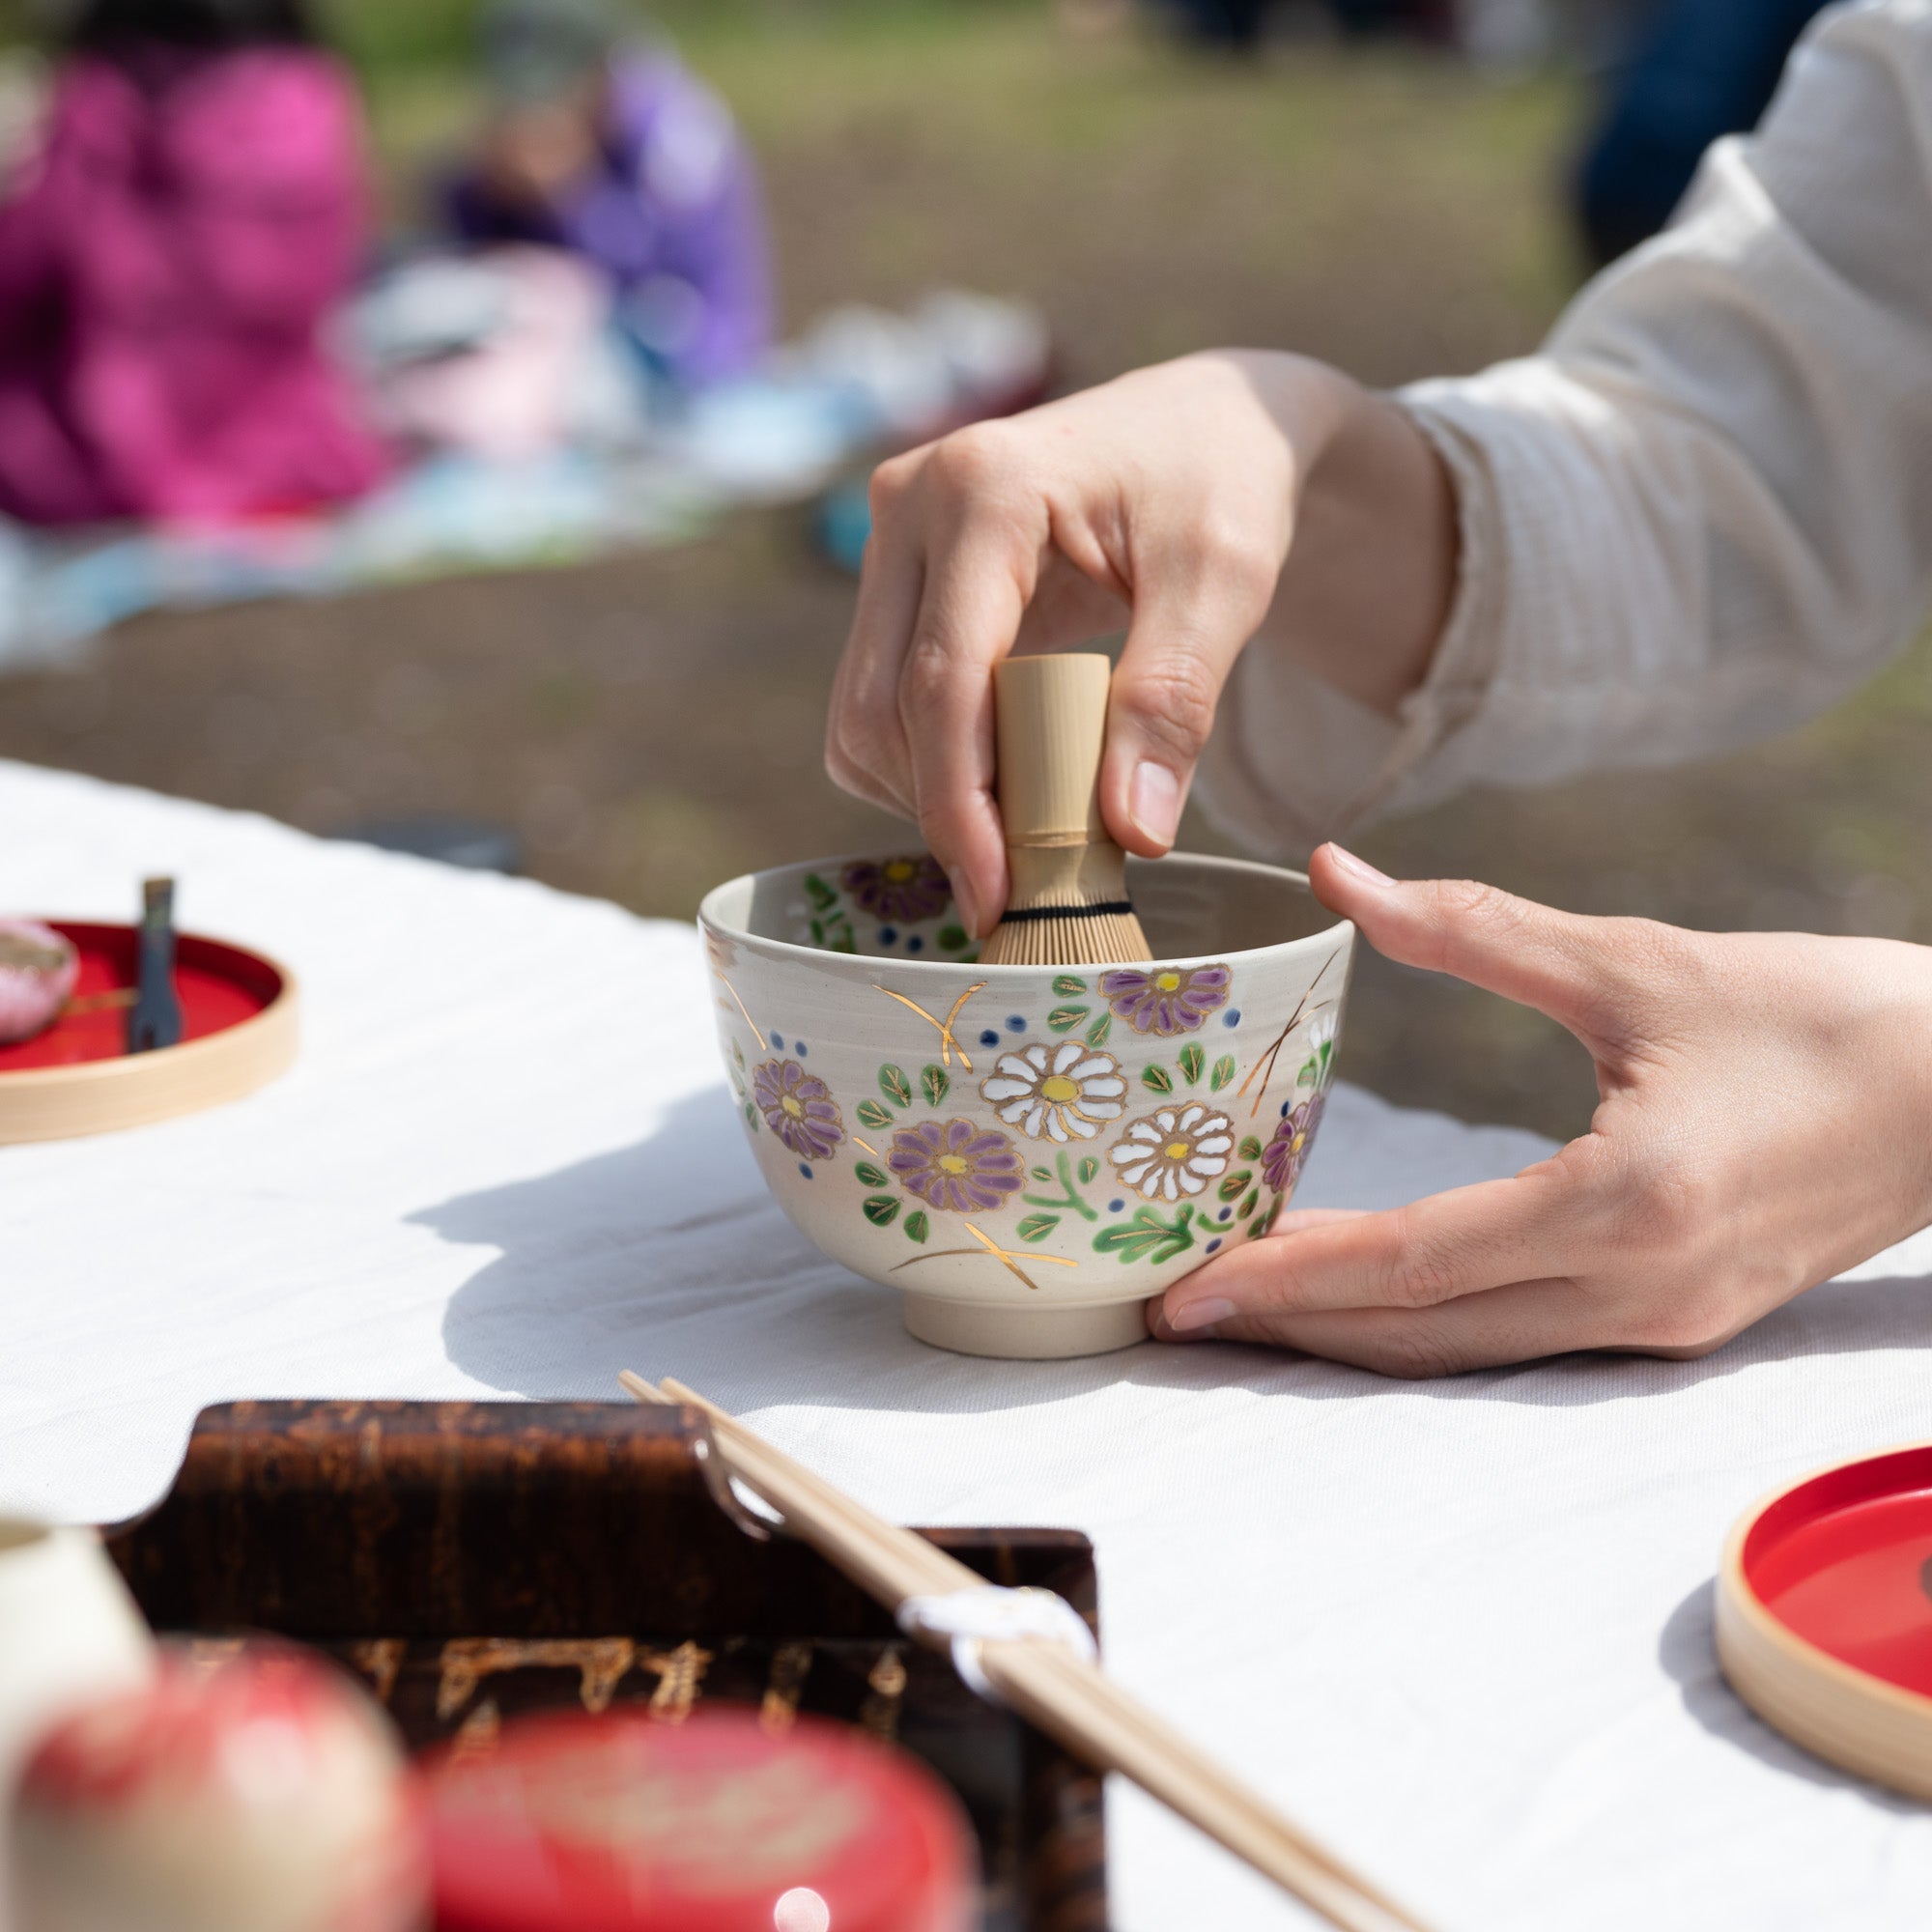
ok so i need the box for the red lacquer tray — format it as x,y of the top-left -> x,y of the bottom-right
0,921 -> 298,1144
1716,1443 -> 1932,1799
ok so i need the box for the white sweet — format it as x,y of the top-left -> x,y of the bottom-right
13,1643 -> 428,1932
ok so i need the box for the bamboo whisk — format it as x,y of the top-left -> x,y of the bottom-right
979,654 -> 1153,967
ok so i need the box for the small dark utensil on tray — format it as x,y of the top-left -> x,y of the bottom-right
127,877 -> 183,1054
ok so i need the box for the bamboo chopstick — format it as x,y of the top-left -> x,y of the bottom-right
619,1370 -> 1435,1932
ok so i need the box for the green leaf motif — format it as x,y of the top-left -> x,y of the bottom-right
857,1099 -> 895,1130
803,872 -> 838,911
1086,1012 -> 1112,1048
830,927 -> 858,955
903,1209 -> 929,1243
921,1064 -> 950,1108
1024,1148 -> 1099,1223
854,1161 -> 888,1187
1047,1006 -> 1090,1034
1052,974 -> 1088,997
879,1064 -> 913,1109
1218,1168 -> 1254,1204
1209,1054 -> 1236,1092
1238,1135 -> 1264,1161
1297,1056 -> 1319,1088
862,1195 -> 901,1227
743,1102 -> 758,1132
1093,1205 -> 1195,1266
1178,1043 -> 1204,1086
731,1039 -> 745,1068
809,919 -> 826,947
1141,1064 -> 1174,1094
1016,1213 -> 1061,1242
1239,1189 -> 1260,1220
937,923 -> 968,952
1077,1155 -> 1099,1184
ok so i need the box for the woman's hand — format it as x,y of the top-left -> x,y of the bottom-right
1151,844 -> 1932,1376
825,352 -> 1455,936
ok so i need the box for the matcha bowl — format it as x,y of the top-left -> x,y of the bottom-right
697,850 -> 1353,1359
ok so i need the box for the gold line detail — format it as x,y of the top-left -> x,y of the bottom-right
890,1220 -> 1078,1293
640,1640 -> 713,1723
870,980 -> 986,1070
714,971 -> 766,1050
760,1638 -> 814,1736
1236,948 -> 1342,1119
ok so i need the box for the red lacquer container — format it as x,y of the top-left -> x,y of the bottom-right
424,1709 -> 976,1932
1717,1442 -> 1932,1800
0,921 -> 296,1143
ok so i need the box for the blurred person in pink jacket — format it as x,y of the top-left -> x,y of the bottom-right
0,0 -> 389,526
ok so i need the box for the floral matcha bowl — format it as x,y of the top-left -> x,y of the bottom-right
697,849 -> 1354,1359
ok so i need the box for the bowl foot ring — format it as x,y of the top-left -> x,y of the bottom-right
901,1293 -> 1151,1360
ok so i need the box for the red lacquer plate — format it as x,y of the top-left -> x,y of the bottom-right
425,1708 -> 975,1932
1716,1443 -> 1932,1800
0,922 -> 298,1144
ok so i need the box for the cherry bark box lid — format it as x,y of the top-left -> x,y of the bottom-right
1717,1442 -> 1932,1799
100,1400 -> 1105,1932
0,921 -> 297,1143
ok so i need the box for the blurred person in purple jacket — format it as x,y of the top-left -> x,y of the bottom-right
447,0 -> 774,389
0,0 -> 389,526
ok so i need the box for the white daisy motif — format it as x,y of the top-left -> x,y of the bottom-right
1109,1104 -> 1236,1201
979,1040 -> 1128,1142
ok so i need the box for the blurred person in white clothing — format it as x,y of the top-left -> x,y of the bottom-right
823,0 -> 1932,1377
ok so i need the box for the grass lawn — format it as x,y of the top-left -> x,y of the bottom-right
3,1 -> 1927,1139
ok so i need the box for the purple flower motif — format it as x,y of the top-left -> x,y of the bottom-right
753,1059 -> 845,1161
888,1118 -> 1024,1213
841,855 -> 952,925
1262,1094 -> 1326,1198
1098,962 -> 1233,1037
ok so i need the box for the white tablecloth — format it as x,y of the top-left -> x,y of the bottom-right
5,757 -> 1932,1931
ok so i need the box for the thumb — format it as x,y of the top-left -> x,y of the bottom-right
1309,844 -> 1654,1047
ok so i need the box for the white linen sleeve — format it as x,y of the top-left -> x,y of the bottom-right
1193,0 -> 1932,860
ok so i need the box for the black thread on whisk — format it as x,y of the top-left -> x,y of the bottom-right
993,901 -> 1137,923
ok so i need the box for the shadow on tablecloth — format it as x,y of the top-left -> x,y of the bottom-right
420,1085 -> 1932,1416
1657,1579 -> 1917,1810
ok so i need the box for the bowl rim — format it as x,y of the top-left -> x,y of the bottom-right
696,847 -> 1352,976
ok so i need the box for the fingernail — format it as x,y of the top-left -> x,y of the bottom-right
1167,1295 -> 1236,1334
1129,761 -> 1180,848
948,867 -> 981,938
1324,844 -> 1394,889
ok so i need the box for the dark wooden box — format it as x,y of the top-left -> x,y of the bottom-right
101,1400 -> 1108,1932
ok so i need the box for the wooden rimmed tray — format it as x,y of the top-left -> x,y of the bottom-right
1716,1441 -> 1932,1800
0,922 -> 297,1144
102,1400 -> 1108,1932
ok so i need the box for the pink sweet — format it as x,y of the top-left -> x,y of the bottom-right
0,921 -> 79,1044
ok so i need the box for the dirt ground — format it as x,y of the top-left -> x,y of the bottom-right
4,8 -> 1929,1143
